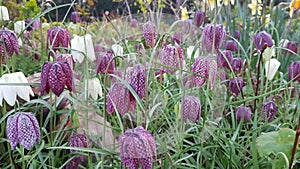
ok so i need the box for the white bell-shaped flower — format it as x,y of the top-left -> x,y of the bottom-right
0,72 -> 34,106
187,46 -> 200,59
262,45 -> 275,62
71,34 -> 96,63
0,6 -> 9,20
14,21 -> 25,34
85,78 -> 102,100
112,44 -> 123,56
265,58 -> 281,80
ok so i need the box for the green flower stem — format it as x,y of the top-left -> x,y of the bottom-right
49,91 -> 53,147
253,51 -> 263,112
289,107 -> 299,169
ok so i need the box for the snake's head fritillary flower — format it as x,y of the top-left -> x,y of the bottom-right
14,21 -> 25,34
285,41 -> 298,56
190,56 -> 217,89
142,21 -> 157,48
0,6 -> 9,20
228,77 -> 244,96
230,57 -> 243,73
225,40 -> 238,52
288,61 -> 300,83
107,82 -> 131,115
130,18 -> 138,28
70,11 -> 81,23
0,28 -> 19,60
118,126 -> 156,169
218,50 -> 233,69
25,18 -> 40,31
236,106 -> 252,122
55,52 -> 75,70
234,30 -> 241,40
95,49 -> 115,74
193,10 -> 205,28
172,32 -> 183,45
159,44 -> 184,74
41,61 -> 74,96
126,64 -> 146,99
6,112 -> 40,150
71,34 -> 96,63
47,26 -> 71,51
181,96 -> 201,122
253,31 -> 274,51
262,101 -> 278,122
265,58 -> 280,80
202,24 -> 226,53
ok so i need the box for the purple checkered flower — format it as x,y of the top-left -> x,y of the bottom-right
288,61 -> 300,83
142,21 -> 157,48
234,30 -> 241,40
202,24 -> 226,53
218,50 -> 233,69
41,61 -> 74,96
253,31 -> 274,51
46,26 -> 71,51
172,32 -> 183,45
190,56 -> 217,89
25,18 -> 40,31
55,52 -> 75,70
261,101 -> 278,122
225,40 -> 238,52
236,106 -> 252,122
118,126 -> 156,169
231,57 -> 243,73
194,10 -> 205,28
158,44 -> 184,74
228,77 -> 244,96
285,41 -> 298,56
126,64 -> 146,99
95,49 -> 115,75
107,82 -> 131,115
70,11 -> 81,23
6,112 -> 40,150
0,28 -> 19,61
181,96 -> 201,122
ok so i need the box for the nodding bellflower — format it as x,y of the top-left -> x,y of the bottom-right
202,24 -> 226,53
46,26 -> 71,51
253,31 -> 274,51
142,21 -> 157,48
158,44 -> 184,74
0,28 -> 19,62
288,61 -> 300,83
106,82 -> 131,115
181,96 -> 201,122
95,49 -> 115,74
261,101 -> 278,122
236,106 -> 252,123
193,10 -> 205,28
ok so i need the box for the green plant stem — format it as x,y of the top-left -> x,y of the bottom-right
289,107 -> 299,169
49,91 -> 53,147
253,51 -> 263,112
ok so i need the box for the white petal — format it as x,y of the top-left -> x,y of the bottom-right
1,75 -> 17,106
0,6 -> 9,20
112,44 -> 123,56
262,46 -> 275,62
18,38 -> 23,46
187,46 -> 200,59
71,35 -> 84,63
84,34 -> 96,62
92,78 -> 102,98
265,59 -> 280,80
14,20 -> 25,34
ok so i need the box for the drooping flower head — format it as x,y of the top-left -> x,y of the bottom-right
288,61 -> 300,83
218,50 -> 233,69
225,40 -> 238,52
142,21 -> 157,48
261,101 -> 278,122
190,56 -> 217,89
181,96 -> 201,122
236,106 -> 252,122
6,112 -> 40,150
202,24 -> 226,53
230,57 -> 243,73
126,64 -> 146,99
118,126 -> 156,169
0,6 -> 9,21
71,34 -> 96,63
285,41 -> 298,56
234,30 -> 241,40
158,44 -> 184,74
47,26 -> 71,51
25,18 -> 41,31
228,77 -> 244,96
253,31 -> 274,51
55,52 -> 75,70
95,49 -> 115,74
70,11 -> 81,23
172,32 -> 183,45
41,61 -> 74,96
107,82 -> 131,115
0,27 -> 19,61
193,10 -> 205,28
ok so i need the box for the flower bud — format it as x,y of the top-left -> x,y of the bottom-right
261,101 -> 278,122
193,10 -> 205,28
228,77 -> 244,96
236,106 -> 252,122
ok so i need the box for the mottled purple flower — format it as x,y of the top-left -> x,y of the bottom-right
253,31 -> 274,51
234,30 -> 241,40
230,57 -> 243,73
202,24 -> 226,53
46,26 -> 71,51
218,50 -> 233,69
107,82 -> 131,115
41,61 -> 74,96
172,32 -> 183,45
55,52 -> 75,70
6,112 -> 40,150
130,19 -> 138,28
95,49 -> 115,74
118,126 -> 156,169
225,40 -> 238,52
285,41 -> 298,56
288,61 -> 300,83
190,56 -> 217,89
261,101 -> 278,122
142,21 -> 157,48
193,10 -> 205,28
158,44 -> 184,74
25,18 -> 40,31
70,11 -> 81,23
0,28 -> 19,61
126,64 -> 146,99
181,96 -> 201,122
236,106 -> 252,122
228,77 -> 244,96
